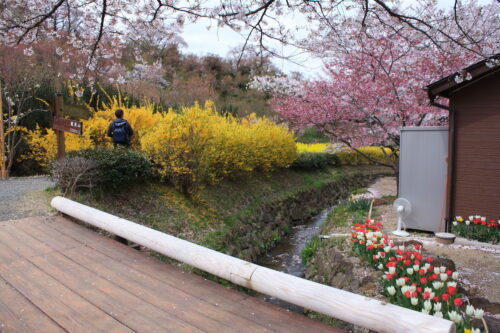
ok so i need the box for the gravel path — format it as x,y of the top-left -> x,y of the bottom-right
0,176 -> 55,221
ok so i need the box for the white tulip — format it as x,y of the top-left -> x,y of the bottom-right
452,221 -> 458,226
434,302 -> 442,311
452,272 -> 459,280
481,217 -> 486,222
434,267 -> 441,275
389,266 -> 396,274
448,311 -> 462,323
447,281 -> 457,288
465,220 -> 470,225
384,246 -> 391,253
378,264 -> 383,270
466,305 -> 475,316
413,264 -> 420,271
440,273 -> 448,281
474,308 -> 484,319
433,311 -> 443,318
411,297 -> 418,306
440,266 -> 446,273
407,268 -> 414,275
396,278 -> 406,286
424,300 -> 432,311
433,281 -> 443,290
387,286 -> 396,296
468,215 -> 473,221
421,308 -> 430,315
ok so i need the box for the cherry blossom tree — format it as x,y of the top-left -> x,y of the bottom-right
252,1 -> 498,180
1,0 -> 497,67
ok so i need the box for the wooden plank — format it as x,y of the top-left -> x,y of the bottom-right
0,277 -> 65,332
0,221 -> 54,259
62,245 -> 272,332
0,259 -> 133,333
14,217 -> 85,252
30,251 -> 203,333
45,217 -> 337,332
43,217 -> 249,304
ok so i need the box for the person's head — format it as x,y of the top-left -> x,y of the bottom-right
115,109 -> 124,118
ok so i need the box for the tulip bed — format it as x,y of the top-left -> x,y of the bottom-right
452,216 -> 499,244
351,220 -> 485,333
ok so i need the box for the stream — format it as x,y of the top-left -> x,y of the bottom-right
255,206 -> 334,312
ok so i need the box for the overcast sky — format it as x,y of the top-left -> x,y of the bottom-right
179,0 -> 492,78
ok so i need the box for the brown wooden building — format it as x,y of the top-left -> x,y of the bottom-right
427,54 -> 500,221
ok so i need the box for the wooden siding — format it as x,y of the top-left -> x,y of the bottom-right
450,70 -> 500,219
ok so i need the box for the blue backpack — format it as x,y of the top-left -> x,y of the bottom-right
113,120 -> 128,143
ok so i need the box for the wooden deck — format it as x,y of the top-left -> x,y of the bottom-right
0,216 -> 341,332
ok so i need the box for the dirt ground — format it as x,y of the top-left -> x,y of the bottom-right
369,177 -> 500,306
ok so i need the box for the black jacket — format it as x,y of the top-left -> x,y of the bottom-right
107,118 -> 134,144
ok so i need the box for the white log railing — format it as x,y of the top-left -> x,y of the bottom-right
51,196 -> 454,333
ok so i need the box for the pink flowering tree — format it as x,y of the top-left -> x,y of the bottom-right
254,2 -> 497,180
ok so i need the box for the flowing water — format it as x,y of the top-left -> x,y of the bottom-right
255,207 -> 333,312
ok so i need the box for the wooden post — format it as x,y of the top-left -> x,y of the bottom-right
0,81 -> 6,179
53,94 -> 65,159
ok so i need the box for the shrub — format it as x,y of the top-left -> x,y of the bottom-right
141,101 -> 297,193
335,146 -> 398,166
66,147 -> 153,191
50,157 -> 98,196
292,152 -> 338,170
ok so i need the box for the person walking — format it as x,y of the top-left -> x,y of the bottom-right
107,109 -> 134,147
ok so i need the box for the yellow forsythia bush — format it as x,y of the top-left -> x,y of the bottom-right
141,101 -> 297,193
23,98 -> 296,193
296,142 -> 329,153
22,96 -> 163,167
335,146 -> 398,165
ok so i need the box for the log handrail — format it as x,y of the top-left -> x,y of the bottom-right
51,196 -> 455,333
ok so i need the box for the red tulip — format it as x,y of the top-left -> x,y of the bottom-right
423,291 -> 431,300
404,260 -> 411,266
453,298 -> 462,307
433,296 -> 439,302
420,277 -> 427,285
386,274 -> 393,280
404,277 -> 409,283
426,257 -> 433,263
373,255 -> 378,261
405,291 -> 411,298
446,270 -> 453,276
447,286 -> 456,295
412,291 -> 418,298
390,256 -> 396,262
417,287 -> 422,293
429,273 -> 438,281
419,269 -> 426,276
442,294 -> 449,302
415,244 -> 421,250
353,239 -> 358,243
367,244 -> 374,250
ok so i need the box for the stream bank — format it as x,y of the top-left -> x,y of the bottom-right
217,168 -> 393,261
